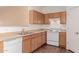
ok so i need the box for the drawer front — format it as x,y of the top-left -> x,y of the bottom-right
23,35 -> 31,40
42,32 -> 46,35
32,33 -> 41,38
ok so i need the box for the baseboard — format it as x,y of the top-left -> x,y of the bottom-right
47,44 -> 59,47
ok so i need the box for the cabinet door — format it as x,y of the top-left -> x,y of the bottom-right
22,36 -> 31,53
31,33 -> 42,51
29,10 -> 45,24
41,14 -> 45,24
33,11 -> 38,24
29,10 -> 38,24
31,38 -> 38,51
41,32 -> 47,45
60,12 -> 66,24
44,14 -> 50,24
37,36 -> 42,47
59,32 -> 66,48
37,12 -> 41,24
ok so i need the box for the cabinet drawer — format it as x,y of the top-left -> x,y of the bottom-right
23,35 -> 31,40
31,33 -> 41,38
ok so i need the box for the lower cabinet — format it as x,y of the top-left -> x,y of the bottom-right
41,31 -> 47,45
59,32 -> 66,48
31,32 -> 42,51
22,35 -> 31,53
22,31 -> 47,53
31,37 -> 38,51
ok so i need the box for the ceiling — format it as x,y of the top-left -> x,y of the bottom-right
29,6 -> 66,14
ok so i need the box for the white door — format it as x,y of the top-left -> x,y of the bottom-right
67,7 -> 79,52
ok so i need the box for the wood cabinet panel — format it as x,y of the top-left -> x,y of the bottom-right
44,12 -> 66,24
37,36 -> 42,47
31,31 -> 47,52
31,38 -> 38,51
44,14 -> 50,24
48,13 -> 60,18
22,35 -> 31,53
29,10 -> 45,24
60,12 -> 66,24
31,32 -> 42,51
59,32 -> 66,48
41,31 -> 47,45
22,31 -> 47,53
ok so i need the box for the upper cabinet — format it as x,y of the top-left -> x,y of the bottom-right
44,14 -> 50,24
48,12 -> 60,18
29,10 -> 45,24
44,12 -> 66,24
0,7 -> 29,26
60,12 -> 66,24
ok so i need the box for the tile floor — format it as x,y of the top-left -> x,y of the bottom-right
34,44 -> 72,53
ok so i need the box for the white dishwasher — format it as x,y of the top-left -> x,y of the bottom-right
47,30 -> 59,46
4,37 -> 22,53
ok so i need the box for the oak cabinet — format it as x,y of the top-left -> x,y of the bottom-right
44,14 -> 50,24
29,10 -> 45,24
48,13 -> 60,18
41,31 -> 47,45
31,37 -> 38,51
31,32 -> 42,51
22,31 -> 47,53
44,12 -> 66,24
22,35 -> 31,53
59,32 -> 66,48
31,31 -> 47,52
60,12 -> 66,24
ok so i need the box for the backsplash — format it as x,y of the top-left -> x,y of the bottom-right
0,25 -> 43,33
0,24 -> 66,33
41,24 -> 66,29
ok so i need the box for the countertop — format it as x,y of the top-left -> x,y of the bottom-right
0,29 -> 46,42
0,28 -> 66,42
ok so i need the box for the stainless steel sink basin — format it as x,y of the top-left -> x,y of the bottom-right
17,31 -> 33,35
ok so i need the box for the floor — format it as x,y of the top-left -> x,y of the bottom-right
34,44 -> 72,53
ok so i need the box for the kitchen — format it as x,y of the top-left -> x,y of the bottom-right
0,6 -> 78,53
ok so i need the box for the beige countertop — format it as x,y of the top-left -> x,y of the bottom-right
0,29 -> 47,42
0,28 -> 66,41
